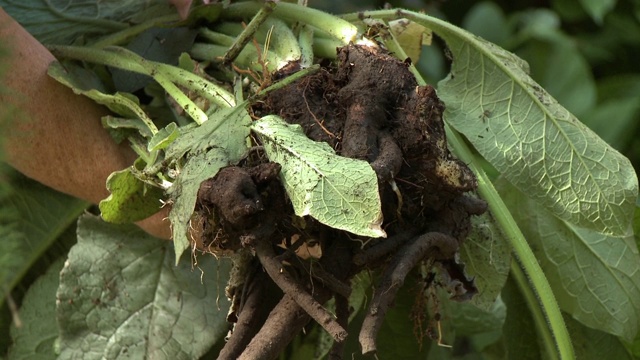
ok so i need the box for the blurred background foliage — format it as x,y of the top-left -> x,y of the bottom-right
312,0 -> 640,172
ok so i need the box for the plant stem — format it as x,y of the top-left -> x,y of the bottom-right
222,2 -> 358,44
252,64 -> 320,99
222,1 -> 276,64
297,25 -> 315,68
381,26 -> 574,360
48,45 -> 236,121
190,42 -> 280,74
312,37 -> 341,60
198,28 -> 235,46
510,259 -> 561,360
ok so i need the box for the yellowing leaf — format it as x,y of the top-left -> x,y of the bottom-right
99,168 -> 164,224
389,18 -> 431,62
251,115 -> 385,238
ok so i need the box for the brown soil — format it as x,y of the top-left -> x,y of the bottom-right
194,43 -> 487,360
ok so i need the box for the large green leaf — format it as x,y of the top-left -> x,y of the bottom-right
444,291 -> 506,337
0,0 -> 165,45
0,169 -> 87,299
8,259 -> 64,360
402,11 -> 638,238
564,314 -> 633,360
57,215 -> 231,359
251,115 -> 385,238
167,105 -> 251,263
498,179 -> 640,342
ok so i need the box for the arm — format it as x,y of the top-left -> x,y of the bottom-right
0,9 -> 171,239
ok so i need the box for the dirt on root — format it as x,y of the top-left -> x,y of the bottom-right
193,43 -> 487,360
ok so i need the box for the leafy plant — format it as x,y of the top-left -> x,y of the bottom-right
1,1 -> 639,359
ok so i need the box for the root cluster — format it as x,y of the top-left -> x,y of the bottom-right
194,44 -> 487,359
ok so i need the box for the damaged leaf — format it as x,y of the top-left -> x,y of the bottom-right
167,104 -> 251,262
148,122 -> 179,151
459,209 -> 511,311
167,148 -> 228,263
99,168 -> 165,224
48,61 -> 158,136
251,115 -> 385,238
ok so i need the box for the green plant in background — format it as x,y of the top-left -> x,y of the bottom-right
0,1 -> 639,359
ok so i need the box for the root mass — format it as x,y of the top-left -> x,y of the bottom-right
195,43 -> 486,359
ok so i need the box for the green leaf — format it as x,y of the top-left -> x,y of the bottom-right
168,149 -> 228,264
57,215 -> 231,359
627,330 -> 640,359
0,170 -> 87,298
148,122 -> 179,151
500,274 -> 542,360
375,278 -> 430,359
459,208 -> 511,311
167,105 -> 251,262
48,61 -> 158,136
579,0 -> 617,23
251,115 -> 385,238
0,0 -> 164,45
445,292 -> 507,336
403,12 -> 638,237
99,168 -> 165,224
583,75 -> 640,150
8,259 -> 64,360
102,116 -> 154,140
565,314 -> 633,360
498,179 -> 640,342
165,103 -> 250,161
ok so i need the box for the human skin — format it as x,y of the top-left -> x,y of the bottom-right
0,8 -> 172,239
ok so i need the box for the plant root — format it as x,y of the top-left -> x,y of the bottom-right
238,294 -> 325,360
359,232 -> 459,355
292,258 -> 352,299
197,42 -> 488,359
218,268 -> 280,360
352,228 -> 420,267
254,239 -> 348,343
328,294 -> 350,360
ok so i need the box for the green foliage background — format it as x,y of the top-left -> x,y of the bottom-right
0,0 -> 639,359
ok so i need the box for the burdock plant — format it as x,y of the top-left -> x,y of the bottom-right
3,1 -> 638,360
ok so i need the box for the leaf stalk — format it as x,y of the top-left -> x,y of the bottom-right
380,21 -> 575,360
